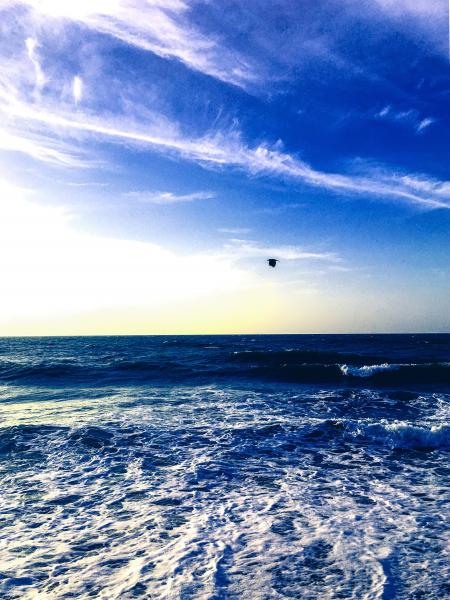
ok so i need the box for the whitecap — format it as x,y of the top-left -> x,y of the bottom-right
349,420 -> 449,449
339,363 -> 401,377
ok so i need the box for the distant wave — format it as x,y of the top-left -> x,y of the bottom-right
339,363 -> 401,377
0,352 -> 449,387
0,360 -> 97,383
231,349 -> 389,365
0,358 -> 197,385
232,350 -> 450,385
246,362 -> 450,385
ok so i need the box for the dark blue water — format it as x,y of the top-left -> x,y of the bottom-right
0,335 -> 448,599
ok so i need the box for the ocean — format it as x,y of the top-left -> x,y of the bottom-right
0,334 -> 448,599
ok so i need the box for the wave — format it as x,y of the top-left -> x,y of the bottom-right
247,362 -> 450,385
0,359 -> 196,385
338,362 -> 450,384
231,349 -> 391,366
339,363 -> 400,377
0,360 -> 98,383
0,355 -> 449,387
347,420 -> 450,450
230,349 -> 450,386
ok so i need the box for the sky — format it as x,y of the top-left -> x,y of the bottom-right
0,0 -> 449,335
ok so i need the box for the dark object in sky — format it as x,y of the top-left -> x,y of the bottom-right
267,258 -> 279,268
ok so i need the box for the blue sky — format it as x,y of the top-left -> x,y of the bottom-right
0,0 -> 449,334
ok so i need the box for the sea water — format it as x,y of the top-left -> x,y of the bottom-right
0,335 -> 448,599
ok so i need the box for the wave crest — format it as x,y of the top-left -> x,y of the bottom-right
339,363 -> 401,378
349,421 -> 449,449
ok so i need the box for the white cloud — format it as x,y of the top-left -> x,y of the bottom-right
364,0 -> 447,55
0,178 -> 344,331
72,76 -> 83,104
223,239 -> 340,262
218,227 -> 252,234
416,117 -> 435,133
4,0 -> 258,88
372,0 -> 444,18
377,105 -> 390,118
25,37 -> 45,95
0,1 -> 448,210
125,190 -> 214,204
0,127 -> 88,167
376,105 -> 436,135
2,0 -> 447,100
1,94 -> 449,208
0,179 -> 251,319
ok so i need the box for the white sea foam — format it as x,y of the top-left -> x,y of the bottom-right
339,363 -> 401,377
0,385 -> 448,599
353,420 -> 449,449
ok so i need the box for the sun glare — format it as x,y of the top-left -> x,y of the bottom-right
0,180 -> 259,329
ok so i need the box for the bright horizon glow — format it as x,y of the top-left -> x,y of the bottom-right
1,178 -> 445,336
1,181 -> 287,334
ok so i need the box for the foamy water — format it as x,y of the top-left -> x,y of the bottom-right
0,335 -> 449,598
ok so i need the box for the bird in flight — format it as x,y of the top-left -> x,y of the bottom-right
267,258 -> 279,268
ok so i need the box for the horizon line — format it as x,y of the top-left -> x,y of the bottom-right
1,331 -> 449,338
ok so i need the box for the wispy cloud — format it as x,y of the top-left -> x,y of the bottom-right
0,1 -> 449,210
218,227 -> 252,235
3,0 -> 258,89
72,76 -> 83,104
2,0 -> 422,95
0,178 -> 253,319
372,0 -> 443,16
25,37 -> 45,96
2,0 -> 446,101
223,239 -> 341,262
125,190 -> 214,204
375,105 -> 436,134
363,0 -> 448,57
2,92 -> 450,209
0,127 -> 88,167
416,117 -> 435,133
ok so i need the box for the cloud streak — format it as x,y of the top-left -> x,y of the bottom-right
2,0 -> 446,100
2,92 -> 450,208
356,0 -> 448,57
25,37 -> 45,96
4,0 -> 258,89
376,105 -> 436,134
218,228 -> 252,235
126,190 -> 214,204
1,0 -> 449,210
0,127 -> 89,167
72,76 -> 83,104
223,239 -> 341,263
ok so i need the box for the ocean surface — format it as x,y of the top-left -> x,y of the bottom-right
0,334 -> 449,599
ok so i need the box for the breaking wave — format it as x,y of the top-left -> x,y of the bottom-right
0,335 -> 449,389
339,363 -> 400,377
347,420 -> 450,449
0,357 -> 449,387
